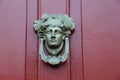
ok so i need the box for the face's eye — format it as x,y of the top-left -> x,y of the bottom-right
58,26 -> 62,27
46,29 -> 52,34
55,30 -> 62,34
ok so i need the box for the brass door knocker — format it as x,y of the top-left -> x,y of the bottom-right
33,13 -> 75,65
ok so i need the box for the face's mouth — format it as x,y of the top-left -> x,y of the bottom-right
50,37 -> 56,42
50,39 -> 56,42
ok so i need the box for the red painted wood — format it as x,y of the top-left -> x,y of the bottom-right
40,0 -> 66,14
70,0 -> 83,80
0,0 -> 83,80
25,0 -> 38,80
38,0 -> 69,80
37,0 -> 83,80
0,0 -> 26,80
82,0 -> 120,80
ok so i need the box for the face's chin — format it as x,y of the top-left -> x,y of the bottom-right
45,40 -> 64,56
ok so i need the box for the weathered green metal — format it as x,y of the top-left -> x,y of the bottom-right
33,13 -> 75,65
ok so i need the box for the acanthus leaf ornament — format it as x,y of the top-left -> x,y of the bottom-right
33,13 -> 75,65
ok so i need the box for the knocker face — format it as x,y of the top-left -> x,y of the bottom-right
44,19 -> 64,56
33,13 -> 75,65
45,26 -> 63,49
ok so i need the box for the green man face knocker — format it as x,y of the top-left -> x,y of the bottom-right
33,13 -> 75,65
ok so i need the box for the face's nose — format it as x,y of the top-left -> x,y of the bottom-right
51,31 -> 55,39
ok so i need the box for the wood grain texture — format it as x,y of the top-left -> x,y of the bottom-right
25,0 -> 38,80
0,0 -> 26,80
82,0 -> 120,80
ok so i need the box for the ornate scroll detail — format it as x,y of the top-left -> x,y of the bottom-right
33,13 -> 75,65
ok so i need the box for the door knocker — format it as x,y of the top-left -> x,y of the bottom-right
33,13 -> 75,65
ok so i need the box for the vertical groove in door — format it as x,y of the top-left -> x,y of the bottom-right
37,0 -> 41,80
66,0 -> 71,80
38,0 -> 41,80
25,0 -> 28,79
25,0 -> 38,80
70,0 -> 84,80
80,0 -> 84,79
66,0 -> 70,15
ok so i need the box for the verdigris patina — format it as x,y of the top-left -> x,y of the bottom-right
33,13 -> 75,65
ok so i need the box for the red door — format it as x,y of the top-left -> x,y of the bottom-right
26,0 -> 83,80
82,0 -> 120,80
0,0 -> 26,80
0,0 -> 120,80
